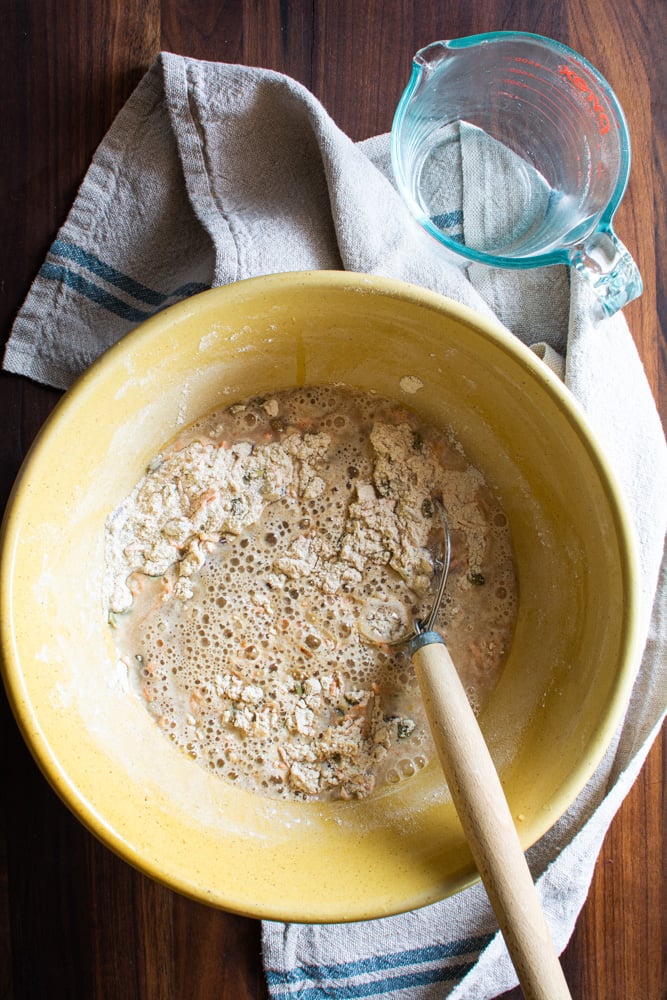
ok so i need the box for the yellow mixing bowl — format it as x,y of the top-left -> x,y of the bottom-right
0,272 -> 641,922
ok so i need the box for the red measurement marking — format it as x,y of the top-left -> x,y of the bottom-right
558,63 -> 612,136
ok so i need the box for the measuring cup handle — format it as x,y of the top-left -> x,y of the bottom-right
410,634 -> 572,1000
570,228 -> 643,317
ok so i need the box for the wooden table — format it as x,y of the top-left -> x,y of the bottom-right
1,3 -> 664,998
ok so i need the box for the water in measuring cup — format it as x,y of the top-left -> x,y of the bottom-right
414,121 -> 587,259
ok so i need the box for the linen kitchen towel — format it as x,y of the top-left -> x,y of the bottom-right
5,54 -> 666,999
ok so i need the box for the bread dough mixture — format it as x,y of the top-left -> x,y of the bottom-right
105,385 -> 517,801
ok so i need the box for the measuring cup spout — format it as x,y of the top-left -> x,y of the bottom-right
570,228 -> 643,316
413,40 -> 451,73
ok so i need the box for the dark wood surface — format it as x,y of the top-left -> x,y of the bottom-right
1,3 -> 664,998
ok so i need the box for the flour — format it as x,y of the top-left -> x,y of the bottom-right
105,385 -> 517,801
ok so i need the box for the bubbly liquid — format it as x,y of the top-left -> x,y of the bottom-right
107,386 -> 517,801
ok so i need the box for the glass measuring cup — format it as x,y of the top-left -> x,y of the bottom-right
391,32 -> 642,316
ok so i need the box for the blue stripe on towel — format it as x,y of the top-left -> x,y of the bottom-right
430,209 -> 463,231
267,936 -> 490,984
52,239 -> 168,305
268,961 -> 474,998
52,239 -> 207,306
265,933 -> 492,998
39,262 -> 152,322
40,240 -> 209,321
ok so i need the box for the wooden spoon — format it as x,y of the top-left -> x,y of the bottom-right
406,505 -> 572,1000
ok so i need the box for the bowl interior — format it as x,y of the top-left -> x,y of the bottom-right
0,271 -> 640,921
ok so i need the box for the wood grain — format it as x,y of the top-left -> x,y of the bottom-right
0,2 -> 663,998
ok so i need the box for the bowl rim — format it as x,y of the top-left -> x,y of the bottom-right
0,270 -> 643,919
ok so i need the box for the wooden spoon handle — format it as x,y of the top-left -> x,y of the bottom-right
411,636 -> 572,1000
